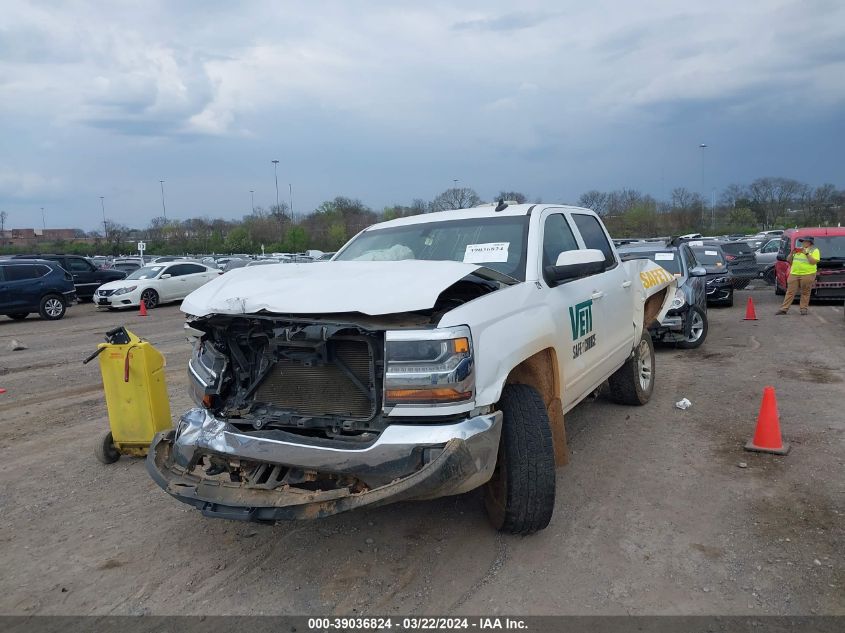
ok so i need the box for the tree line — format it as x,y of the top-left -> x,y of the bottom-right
2,178 -> 842,256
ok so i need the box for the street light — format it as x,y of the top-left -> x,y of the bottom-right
99,197 -> 107,238
250,190 -> 255,214
40,207 -> 46,232
271,160 -> 280,212
699,144 -> 707,226
288,183 -> 293,223
453,179 -> 459,188
159,180 -> 167,220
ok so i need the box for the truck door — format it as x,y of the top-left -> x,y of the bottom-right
66,256 -> 100,299
570,213 -> 635,373
538,210 -> 610,409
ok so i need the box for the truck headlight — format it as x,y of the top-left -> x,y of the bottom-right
113,285 -> 137,295
708,276 -> 729,285
670,288 -> 686,309
384,326 -> 474,406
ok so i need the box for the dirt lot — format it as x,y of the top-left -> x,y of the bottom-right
0,290 -> 842,616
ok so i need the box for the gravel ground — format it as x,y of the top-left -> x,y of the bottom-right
0,289 -> 841,615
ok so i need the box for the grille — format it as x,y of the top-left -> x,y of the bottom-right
98,289 -> 116,296
254,339 -> 376,420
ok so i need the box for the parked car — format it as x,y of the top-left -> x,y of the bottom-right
222,258 -> 249,272
774,228 -> 845,300
690,245 -> 734,306
10,253 -> 126,300
755,238 -> 781,284
705,241 -> 758,288
111,261 -> 142,274
0,259 -> 77,320
94,262 -> 222,309
147,203 -> 676,533
619,241 -> 708,348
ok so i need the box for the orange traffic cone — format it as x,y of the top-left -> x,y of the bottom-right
744,296 -> 758,321
744,386 -> 790,455
138,300 -> 148,317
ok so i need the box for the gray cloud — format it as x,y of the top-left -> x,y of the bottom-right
452,11 -> 561,32
0,0 -> 842,230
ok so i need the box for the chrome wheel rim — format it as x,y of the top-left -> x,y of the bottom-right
687,311 -> 704,342
638,340 -> 652,391
45,298 -> 63,317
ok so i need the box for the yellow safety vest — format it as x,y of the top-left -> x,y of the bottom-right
791,247 -> 820,276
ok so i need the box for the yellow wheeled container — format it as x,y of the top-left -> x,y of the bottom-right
85,327 -> 173,464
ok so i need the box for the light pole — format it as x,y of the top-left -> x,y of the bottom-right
271,160 -> 280,212
250,190 -> 255,214
288,183 -> 293,223
159,180 -> 167,220
453,179 -> 459,188
698,144 -> 707,227
99,197 -> 107,239
40,207 -> 46,232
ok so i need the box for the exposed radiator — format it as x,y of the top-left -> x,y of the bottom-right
254,339 -> 376,420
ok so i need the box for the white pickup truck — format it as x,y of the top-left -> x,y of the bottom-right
148,203 -> 676,534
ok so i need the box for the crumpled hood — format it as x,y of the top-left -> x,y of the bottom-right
181,260 -> 494,317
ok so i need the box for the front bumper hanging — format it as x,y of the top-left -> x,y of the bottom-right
147,407 -> 502,522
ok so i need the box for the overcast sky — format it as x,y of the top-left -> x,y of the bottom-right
1,0 -> 844,231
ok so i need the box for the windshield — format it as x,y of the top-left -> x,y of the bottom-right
622,250 -> 682,274
126,265 -> 165,280
335,216 -> 530,280
811,236 -> 845,259
692,248 -> 726,267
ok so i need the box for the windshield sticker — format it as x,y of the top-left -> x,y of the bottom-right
654,252 -> 674,261
705,250 -> 718,256
688,240 -> 704,246
463,242 -> 510,264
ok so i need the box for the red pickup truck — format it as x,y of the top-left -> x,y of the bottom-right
774,227 -> 845,300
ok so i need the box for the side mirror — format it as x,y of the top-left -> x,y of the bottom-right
544,249 -> 606,286
689,266 -> 707,277
160,273 -> 172,279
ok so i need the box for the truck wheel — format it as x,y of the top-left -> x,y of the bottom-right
607,331 -> 655,405
39,294 -> 66,320
95,431 -> 120,464
677,306 -> 708,349
484,384 -> 556,535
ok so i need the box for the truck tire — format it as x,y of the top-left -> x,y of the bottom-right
677,306 -> 708,349
484,384 -> 556,535
607,331 -> 655,405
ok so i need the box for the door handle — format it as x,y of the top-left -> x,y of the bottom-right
622,281 -> 632,288
590,291 -> 605,300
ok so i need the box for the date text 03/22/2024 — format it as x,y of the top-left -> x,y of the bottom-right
307,617 -> 528,630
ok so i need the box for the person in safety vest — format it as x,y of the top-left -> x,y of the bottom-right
777,236 -> 820,315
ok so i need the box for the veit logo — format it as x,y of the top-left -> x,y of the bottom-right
569,299 -> 593,339
570,299 -> 597,360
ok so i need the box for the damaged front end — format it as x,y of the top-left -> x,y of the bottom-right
148,286 -> 505,522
